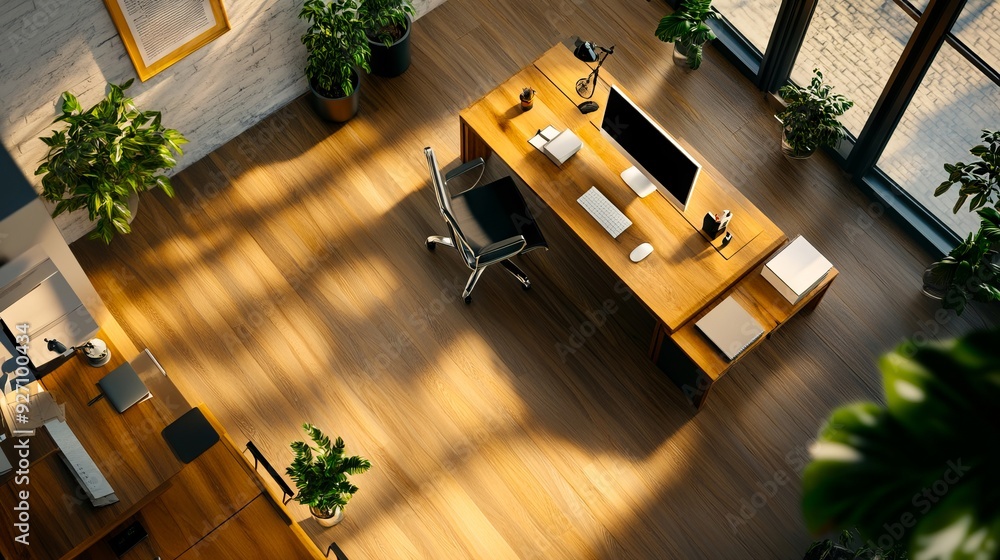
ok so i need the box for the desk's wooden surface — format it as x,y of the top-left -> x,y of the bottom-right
0,332 -> 187,560
459,45 -> 786,332
0,328 -> 326,560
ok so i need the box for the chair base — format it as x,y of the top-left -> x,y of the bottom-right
425,235 -> 531,303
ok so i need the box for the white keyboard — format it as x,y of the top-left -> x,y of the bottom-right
578,186 -> 632,238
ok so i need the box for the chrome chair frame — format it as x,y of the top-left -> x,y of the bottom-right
424,147 -> 540,303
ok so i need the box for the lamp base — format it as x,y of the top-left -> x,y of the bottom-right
82,338 -> 111,367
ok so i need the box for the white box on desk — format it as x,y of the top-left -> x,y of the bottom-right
761,235 -> 832,304
542,129 -> 582,166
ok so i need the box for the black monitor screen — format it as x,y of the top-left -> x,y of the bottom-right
601,87 -> 700,207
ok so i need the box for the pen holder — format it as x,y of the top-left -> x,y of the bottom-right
702,212 -> 724,238
702,210 -> 733,239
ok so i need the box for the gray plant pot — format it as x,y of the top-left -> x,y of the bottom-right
309,70 -> 361,123
781,128 -> 814,159
367,15 -> 412,78
922,264 -> 949,300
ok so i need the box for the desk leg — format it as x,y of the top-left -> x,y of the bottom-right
648,321 -> 665,361
460,117 -> 493,163
803,281 -> 833,313
652,328 -> 714,411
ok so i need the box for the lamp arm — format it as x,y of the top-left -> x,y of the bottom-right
593,45 -> 614,71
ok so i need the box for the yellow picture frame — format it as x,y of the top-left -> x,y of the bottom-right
103,0 -> 231,81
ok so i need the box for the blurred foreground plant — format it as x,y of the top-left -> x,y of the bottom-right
802,328 -> 1000,560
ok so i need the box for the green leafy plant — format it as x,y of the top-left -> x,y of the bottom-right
286,423 -> 371,516
777,69 -> 854,158
35,80 -> 187,244
801,328 -> 1000,560
359,0 -> 414,47
934,129 -> 1000,214
654,0 -> 719,70
923,207 -> 1000,314
805,529 -> 908,560
300,0 -> 371,98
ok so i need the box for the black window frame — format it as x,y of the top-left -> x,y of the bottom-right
661,0 -> 990,256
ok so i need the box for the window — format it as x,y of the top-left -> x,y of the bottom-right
711,0 -> 781,55
876,1 -> 1000,237
703,0 -> 995,251
951,0 -> 999,72
790,0 -> 916,136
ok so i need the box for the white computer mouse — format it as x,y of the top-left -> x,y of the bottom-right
630,242 -> 653,263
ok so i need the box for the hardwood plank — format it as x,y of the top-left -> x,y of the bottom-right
175,496 -> 321,560
67,0 -> 999,557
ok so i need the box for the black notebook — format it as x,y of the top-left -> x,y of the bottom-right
97,363 -> 152,413
162,407 -> 219,463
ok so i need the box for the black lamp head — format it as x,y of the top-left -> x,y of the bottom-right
574,41 -> 599,63
46,338 -> 68,354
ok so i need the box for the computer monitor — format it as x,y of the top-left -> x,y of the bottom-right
600,85 -> 702,209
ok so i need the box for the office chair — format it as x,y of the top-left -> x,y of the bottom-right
424,147 -> 548,303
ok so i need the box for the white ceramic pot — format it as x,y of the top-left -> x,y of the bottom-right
311,506 -> 344,527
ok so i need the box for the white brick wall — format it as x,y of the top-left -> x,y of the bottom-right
0,0 -> 443,242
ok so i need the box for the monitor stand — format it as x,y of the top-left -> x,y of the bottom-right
621,166 -> 657,198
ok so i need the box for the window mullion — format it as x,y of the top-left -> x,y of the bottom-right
846,0 -> 968,176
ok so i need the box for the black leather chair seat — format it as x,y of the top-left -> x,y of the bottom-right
448,176 -> 547,253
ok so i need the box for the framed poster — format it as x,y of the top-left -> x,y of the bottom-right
103,0 -> 231,81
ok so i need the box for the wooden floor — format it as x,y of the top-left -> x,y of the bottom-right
72,0 -> 997,558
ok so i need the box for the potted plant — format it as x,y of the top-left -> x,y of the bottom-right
801,327 -> 1000,559
360,0 -> 414,77
286,423 -> 371,527
804,529 -> 907,560
921,207 -> 1000,314
35,80 -> 187,244
300,0 -> 371,122
519,87 -> 536,111
776,69 -> 853,159
654,0 -> 719,70
934,129 -> 1000,215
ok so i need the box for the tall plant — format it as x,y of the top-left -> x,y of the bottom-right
286,424 -> 371,516
35,80 -> 187,244
300,0 -> 371,98
801,328 -> 1000,560
923,207 -> 1000,314
777,69 -> 853,158
654,0 -> 719,70
359,0 -> 414,46
934,129 -> 1000,215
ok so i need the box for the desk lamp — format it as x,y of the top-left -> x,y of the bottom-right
573,39 -> 615,101
46,337 -> 111,367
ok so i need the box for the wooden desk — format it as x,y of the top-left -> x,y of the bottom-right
0,326 -> 325,559
0,332 -> 187,559
459,44 -> 837,409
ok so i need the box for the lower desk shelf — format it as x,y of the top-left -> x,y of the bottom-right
652,264 -> 838,410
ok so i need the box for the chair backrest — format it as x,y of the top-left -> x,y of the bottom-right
424,147 -> 456,226
424,147 -> 476,266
